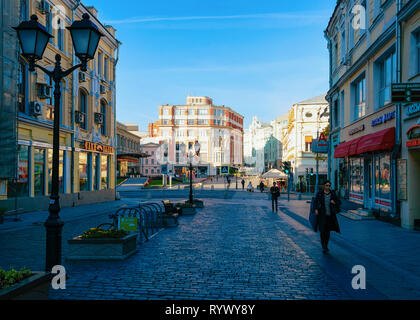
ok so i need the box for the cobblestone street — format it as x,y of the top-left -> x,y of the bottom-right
1,193 -> 419,300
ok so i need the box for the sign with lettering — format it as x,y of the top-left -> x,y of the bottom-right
406,103 -> 420,117
349,124 -> 365,135
406,139 -> 420,148
84,141 -> 114,154
118,217 -> 138,232
371,111 -> 396,127
392,83 -> 420,103
312,139 -> 328,153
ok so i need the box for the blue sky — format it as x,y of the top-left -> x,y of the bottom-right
86,0 -> 336,130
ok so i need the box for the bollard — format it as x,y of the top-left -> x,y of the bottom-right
211,185 -> 214,191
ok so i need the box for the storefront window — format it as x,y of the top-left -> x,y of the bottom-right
101,155 -> 108,190
375,154 -> 391,201
79,152 -> 89,191
93,154 -> 98,190
16,145 -> 29,197
48,150 -> 64,194
350,158 -> 364,195
34,149 -> 45,196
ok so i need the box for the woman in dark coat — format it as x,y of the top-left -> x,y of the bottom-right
314,180 -> 341,253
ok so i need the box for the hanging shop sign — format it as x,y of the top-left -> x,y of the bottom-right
83,141 -> 114,154
371,111 -> 396,127
406,120 -> 420,148
392,83 -> 420,103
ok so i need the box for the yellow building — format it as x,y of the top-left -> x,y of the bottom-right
0,0 -> 120,211
326,0 -> 419,229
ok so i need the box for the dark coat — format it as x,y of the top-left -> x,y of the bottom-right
314,190 -> 341,233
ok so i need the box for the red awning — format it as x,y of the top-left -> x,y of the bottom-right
334,127 -> 396,158
334,140 -> 352,158
357,127 -> 395,154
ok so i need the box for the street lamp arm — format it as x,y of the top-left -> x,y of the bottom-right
33,63 -> 53,77
61,63 -> 85,78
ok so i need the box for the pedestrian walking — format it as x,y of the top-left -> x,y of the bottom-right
259,181 -> 264,193
314,180 -> 341,253
241,179 -> 245,190
247,182 -> 254,192
270,182 -> 280,212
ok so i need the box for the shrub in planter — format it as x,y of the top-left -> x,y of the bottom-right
80,227 -> 128,239
67,228 -> 137,261
0,267 -> 32,290
0,267 -> 51,300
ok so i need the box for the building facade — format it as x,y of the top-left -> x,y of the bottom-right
116,122 -> 141,177
326,0 -> 420,229
148,95 -> 244,176
0,0 -> 120,211
399,0 -> 420,230
243,116 -> 280,175
139,143 -> 161,177
281,95 -> 329,190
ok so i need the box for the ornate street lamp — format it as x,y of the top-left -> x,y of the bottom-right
185,141 -> 200,204
14,13 -> 103,271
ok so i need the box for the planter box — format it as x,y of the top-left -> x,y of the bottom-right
0,272 -> 51,300
192,201 -> 204,208
67,234 -> 138,261
161,215 -> 178,227
181,207 -> 196,215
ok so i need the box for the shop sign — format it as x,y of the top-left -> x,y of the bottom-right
349,124 -> 365,135
84,141 -> 114,154
371,111 -> 396,127
406,139 -> 420,148
405,103 -> 420,117
375,199 -> 391,209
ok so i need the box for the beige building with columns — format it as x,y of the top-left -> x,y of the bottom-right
0,0 -> 120,211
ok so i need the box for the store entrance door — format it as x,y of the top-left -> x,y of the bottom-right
365,157 -> 374,209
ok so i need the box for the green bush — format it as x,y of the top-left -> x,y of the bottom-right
0,267 -> 32,290
80,227 -> 128,239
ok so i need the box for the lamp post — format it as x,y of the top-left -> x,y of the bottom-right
181,141 -> 200,204
13,14 -> 103,271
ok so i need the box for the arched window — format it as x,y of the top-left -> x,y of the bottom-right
79,89 -> 88,130
100,100 -> 107,136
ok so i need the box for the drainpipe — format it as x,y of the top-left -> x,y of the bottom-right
391,0 -> 403,217
114,40 -> 121,195
71,0 -> 81,197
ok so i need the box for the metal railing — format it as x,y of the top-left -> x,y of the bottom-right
97,202 -> 168,244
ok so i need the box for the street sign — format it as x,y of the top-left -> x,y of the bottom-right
392,83 -> 420,103
312,139 -> 328,153
118,217 -> 138,232
220,166 -> 229,175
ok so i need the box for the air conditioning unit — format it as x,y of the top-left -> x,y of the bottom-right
37,83 -> 51,99
100,84 -> 106,94
30,101 -> 43,116
37,0 -> 50,14
75,111 -> 85,124
94,112 -> 104,125
79,72 -> 87,82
